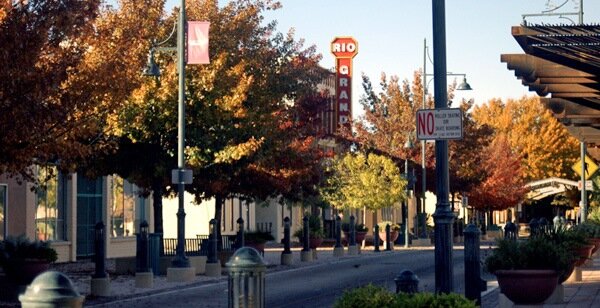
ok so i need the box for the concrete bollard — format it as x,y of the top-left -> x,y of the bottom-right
19,271 -> 85,308
374,224 -> 380,252
464,223 -> 483,305
205,218 -> 222,277
333,215 -> 344,257
394,270 -> 419,294
91,221 -> 110,296
135,221 -> 153,288
281,217 -> 293,265
301,215 -> 312,262
348,215 -> 358,255
227,247 -> 266,308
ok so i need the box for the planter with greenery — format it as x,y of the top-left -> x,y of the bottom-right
0,235 -> 58,285
333,284 -> 476,308
341,223 -> 368,244
294,213 -> 325,249
243,231 -> 274,254
485,237 -> 575,304
377,221 -> 400,242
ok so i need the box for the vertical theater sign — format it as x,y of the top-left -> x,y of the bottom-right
331,37 -> 358,128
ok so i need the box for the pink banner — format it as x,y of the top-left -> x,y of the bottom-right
187,21 -> 210,64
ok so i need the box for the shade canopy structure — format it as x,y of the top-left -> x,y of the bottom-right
502,24 -> 600,153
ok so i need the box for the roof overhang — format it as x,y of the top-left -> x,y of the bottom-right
501,25 -> 600,148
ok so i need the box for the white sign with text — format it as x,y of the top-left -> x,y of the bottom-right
416,108 -> 463,140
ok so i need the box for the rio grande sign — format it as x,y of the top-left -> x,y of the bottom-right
331,37 -> 358,127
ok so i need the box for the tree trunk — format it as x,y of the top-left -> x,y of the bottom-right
151,183 -> 163,234
214,194 -> 224,251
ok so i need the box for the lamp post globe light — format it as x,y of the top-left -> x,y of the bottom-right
143,0 -> 193,274
418,39 -> 472,241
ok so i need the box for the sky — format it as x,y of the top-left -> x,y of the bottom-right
162,0 -> 600,110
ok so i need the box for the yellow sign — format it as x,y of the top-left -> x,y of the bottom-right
572,155 -> 598,180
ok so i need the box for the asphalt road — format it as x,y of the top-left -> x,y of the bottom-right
94,249 -> 484,308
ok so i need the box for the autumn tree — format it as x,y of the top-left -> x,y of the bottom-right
468,136 -> 528,222
472,96 -> 579,182
320,152 -> 406,211
448,99 -> 494,203
0,0 -> 163,186
105,0 -> 325,240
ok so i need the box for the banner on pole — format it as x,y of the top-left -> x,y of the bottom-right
187,21 -> 210,64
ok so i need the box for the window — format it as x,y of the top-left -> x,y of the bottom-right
111,176 -> 136,237
35,167 -> 66,241
0,184 -> 6,240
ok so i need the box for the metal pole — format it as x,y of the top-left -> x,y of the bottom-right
172,0 -> 189,268
420,38 -> 427,239
432,0 -> 454,293
579,0 -> 584,25
404,159 -> 409,248
581,141 -> 587,223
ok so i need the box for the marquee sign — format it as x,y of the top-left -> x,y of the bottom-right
331,37 -> 358,127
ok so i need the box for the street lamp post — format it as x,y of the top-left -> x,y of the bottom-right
403,136 -> 414,248
419,38 -> 471,240
432,0 -> 453,293
143,0 -> 191,270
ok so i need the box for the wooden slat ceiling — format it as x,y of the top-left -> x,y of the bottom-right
501,25 -> 600,147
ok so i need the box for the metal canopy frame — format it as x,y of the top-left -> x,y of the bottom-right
502,24 -> 600,146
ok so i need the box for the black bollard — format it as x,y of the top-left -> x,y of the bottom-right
374,224 -> 380,252
349,215 -> 356,246
529,218 -> 539,237
136,221 -> 150,273
207,218 -> 218,264
464,223 -> 482,305
394,270 -> 419,294
385,224 -> 392,251
504,221 -> 517,240
236,217 -> 244,249
283,217 -> 291,254
93,221 -> 108,278
334,215 -> 342,249
302,215 -> 310,252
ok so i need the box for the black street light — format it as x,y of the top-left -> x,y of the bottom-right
403,135 -> 414,248
143,0 -> 192,272
432,0 -> 454,294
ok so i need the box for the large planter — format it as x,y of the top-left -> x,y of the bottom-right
378,230 -> 399,243
574,244 -> 595,267
588,237 -> 600,255
309,237 -> 323,250
343,231 -> 367,244
4,259 -> 50,285
244,241 -> 266,255
495,270 -> 558,305
558,261 -> 576,284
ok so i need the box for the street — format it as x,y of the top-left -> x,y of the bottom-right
93,248 -> 486,308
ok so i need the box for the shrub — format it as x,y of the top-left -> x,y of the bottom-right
378,221 -> 400,231
341,223 -> 368,232
0,235 -> 58,267
485,237 -> 574,275
333,284 -> 477,308
244,231 -> 274,244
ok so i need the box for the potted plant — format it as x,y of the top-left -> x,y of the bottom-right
572,221 -> 600,255
485,237 -> 575,305
0,235 -> 58,285
243,230 -> 274,255
377,221 -> 400,242
486,224 -> 503,240
294,213 -> 325,249
341,223 -> 368,244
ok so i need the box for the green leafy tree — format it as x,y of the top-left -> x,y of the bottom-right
320,153 -> 406,211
